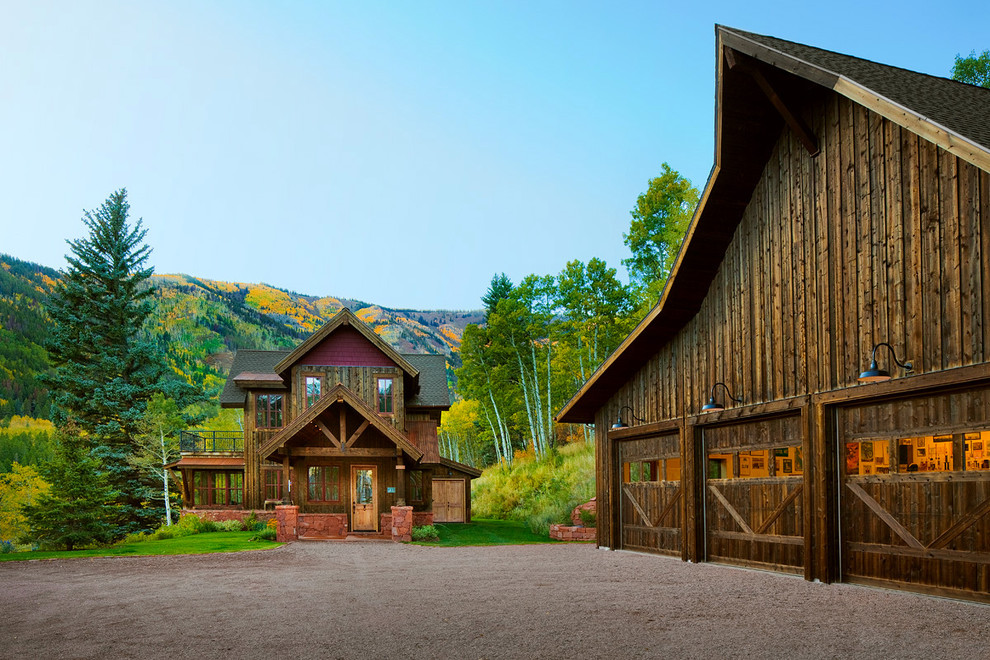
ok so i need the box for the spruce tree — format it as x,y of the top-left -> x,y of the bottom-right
43,189 -> 166,536
21,428 -> 115,551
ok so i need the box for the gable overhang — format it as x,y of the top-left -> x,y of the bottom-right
719,26 -> 990,175
273,308 -> 420,379
558,25 -> 990,424
259,382 -> 423,462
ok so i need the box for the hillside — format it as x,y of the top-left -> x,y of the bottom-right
0,254 -> 482,420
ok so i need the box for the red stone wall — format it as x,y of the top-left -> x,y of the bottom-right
298,513 -> 348,539
570,498 -> 597,526
549,524 -> 597,541
275,505 -> 299,542
381,511 -> 433,531
390,506 -> 413,542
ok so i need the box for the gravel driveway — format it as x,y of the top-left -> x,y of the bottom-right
1,542 -> 985,659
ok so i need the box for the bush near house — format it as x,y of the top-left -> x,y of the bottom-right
471,442 -> 594,535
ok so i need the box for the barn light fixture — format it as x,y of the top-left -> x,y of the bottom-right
858,342 -> 913,383
611,406 -> 645,430
702,382 -> 742,412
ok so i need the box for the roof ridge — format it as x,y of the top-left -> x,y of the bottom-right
720,25 -> 990,95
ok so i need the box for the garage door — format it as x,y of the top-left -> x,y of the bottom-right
619,432 -> 681,556
838,388 -> 990,596
703,415 -> 805,573
433,478 -> 465,523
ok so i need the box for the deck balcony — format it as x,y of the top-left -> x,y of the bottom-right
179,430 -> 244,453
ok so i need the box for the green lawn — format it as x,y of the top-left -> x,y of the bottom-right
414,518 -> 560,547
0,531 -> 282,562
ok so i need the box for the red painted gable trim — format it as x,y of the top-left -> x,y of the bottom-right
296,326 -> 398,368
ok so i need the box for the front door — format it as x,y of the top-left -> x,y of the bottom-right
351,466 -> 377,532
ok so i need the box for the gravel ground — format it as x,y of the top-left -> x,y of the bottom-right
0,542 -> 986,659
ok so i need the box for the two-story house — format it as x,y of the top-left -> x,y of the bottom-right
171,308 -> 480,538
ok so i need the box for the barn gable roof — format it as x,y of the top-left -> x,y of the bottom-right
557,26 -> 990,424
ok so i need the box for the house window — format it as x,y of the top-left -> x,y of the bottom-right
263,465 -> 283,501
622,460 -> 659,482
308,465 -> 341,502
192,471 -> 243,506
305,376 -> 322,408
409,470 -> 424,502
256,394 -> 283,428
377,378 -> 394,414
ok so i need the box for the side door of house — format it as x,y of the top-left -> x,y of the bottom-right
351,466 -> 378,531
433,479 -> 465,523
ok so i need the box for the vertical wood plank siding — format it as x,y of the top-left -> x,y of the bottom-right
597,92 -> 990,585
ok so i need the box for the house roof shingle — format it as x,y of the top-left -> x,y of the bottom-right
403,353 -> 451,408
220,350 -> 291,408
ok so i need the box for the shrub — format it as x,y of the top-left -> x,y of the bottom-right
0,540 -> 14,554
579,509 -> 597,528
244,512 -> 258,530
215,519 -> 245,532
251,526 -> 277,541
411,525 -> 439,542
177,514 -> 203,533
266,518 -> 278,531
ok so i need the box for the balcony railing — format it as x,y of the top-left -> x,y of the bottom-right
180,430 -> 244,453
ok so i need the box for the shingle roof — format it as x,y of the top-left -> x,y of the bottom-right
219,350 -> 290,407
721,26 -> 990,153
402,353 -> 451,408
218,350 -> 450,409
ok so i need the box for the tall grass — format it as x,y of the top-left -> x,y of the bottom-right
471,442 -> 594,535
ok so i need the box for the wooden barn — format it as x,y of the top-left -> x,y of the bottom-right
171,308 -> 479,539
557,26 -> 990,601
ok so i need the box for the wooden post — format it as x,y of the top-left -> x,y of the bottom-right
396,452 -> 406,506
282,451 -> 291,503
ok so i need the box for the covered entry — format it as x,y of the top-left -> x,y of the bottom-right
838,385 -> 990,599
618,432 -> 682,555
703,414 -> 806,573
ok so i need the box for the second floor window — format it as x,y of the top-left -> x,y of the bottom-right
305,376 -> 322,408
377,377 -> 394,414
256,394 -> 284,428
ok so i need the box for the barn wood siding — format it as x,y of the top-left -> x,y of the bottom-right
596,91 -> 990,585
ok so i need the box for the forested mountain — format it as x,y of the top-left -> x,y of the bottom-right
0,253 -> 481,421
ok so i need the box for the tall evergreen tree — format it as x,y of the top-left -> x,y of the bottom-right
20,428 -> 114,551
42,189 -> 166,536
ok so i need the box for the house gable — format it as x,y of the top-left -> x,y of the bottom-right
274,308 -> 419,378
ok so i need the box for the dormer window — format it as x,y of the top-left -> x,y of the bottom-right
377,377 -> 394,415
305,376 -> 323,408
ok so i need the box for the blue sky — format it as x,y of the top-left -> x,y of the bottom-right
1,1 -> 987,310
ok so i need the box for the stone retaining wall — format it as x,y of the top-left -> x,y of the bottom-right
298,513 -> 348,539
549,524 -> 596,541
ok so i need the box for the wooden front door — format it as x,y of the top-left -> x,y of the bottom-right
351,466 -> 377,531
619,433 -> 681,556
433,479 -> 465,523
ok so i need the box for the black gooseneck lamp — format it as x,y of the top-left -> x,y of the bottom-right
858,342 -> 913,383
702,382 -> 742,412
611,405 -> 645,430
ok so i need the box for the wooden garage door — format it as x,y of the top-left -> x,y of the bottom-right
433,478 -> 465,523
839,388 -> 990,598
619,433 -> 681,556
704,415 -> 805,573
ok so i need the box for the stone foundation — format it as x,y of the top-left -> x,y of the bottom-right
390,506 -> 413,542
298,513 -> 349,539
180,509 -> 276,524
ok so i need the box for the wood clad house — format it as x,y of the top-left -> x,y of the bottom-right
557,26 -> 990,601
171,308 -> 479,536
